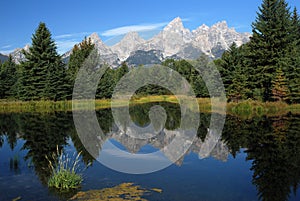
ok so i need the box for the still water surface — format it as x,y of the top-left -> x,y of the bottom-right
0,102 -> 299,201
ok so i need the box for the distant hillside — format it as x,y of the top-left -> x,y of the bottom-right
126,50 -> 163,66
0,53 -> 8,63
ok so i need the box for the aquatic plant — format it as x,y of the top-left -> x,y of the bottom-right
47,147 -> 83,190
69,183 -> 162,201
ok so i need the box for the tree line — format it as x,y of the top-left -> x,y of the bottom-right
0,23 -> 130,101
216,0 -> 300,103
0,0 -> 299,103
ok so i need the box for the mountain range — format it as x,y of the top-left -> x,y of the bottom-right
4,17 -> 251,66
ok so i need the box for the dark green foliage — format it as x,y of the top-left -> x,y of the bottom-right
161,58 -> 209,97
247,0 -> 292,100
218,43 -> 250,101
193,54 -> 222,97
222,114 -> 300,201
216,0 -> 300,103
96,62 -> 129,99
246,0 -> 298,102
96,67 -> 116,99
19,22 -> 68,101
0,55 -> 18,99
67,37 -> 95,98
287,7 -> 300,103
271,68 -> 289,101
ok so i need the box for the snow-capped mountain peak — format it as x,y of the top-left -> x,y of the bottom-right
111,32 -> 145,61
7,17 -> 251,66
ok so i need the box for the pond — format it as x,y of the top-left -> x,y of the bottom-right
0,102 -> 299,201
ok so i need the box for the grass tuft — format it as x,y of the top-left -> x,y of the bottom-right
47,147 -> 83,191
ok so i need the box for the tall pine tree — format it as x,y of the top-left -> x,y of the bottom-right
271,68 -> 290,101
67,37 -> 95,99
287,7 -> 300,103
19,22 -> 68,101
0,55 -> 18,99
246,0 -> 293,102
218,43 -> 249,101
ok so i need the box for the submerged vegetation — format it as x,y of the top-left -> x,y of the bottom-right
69,183 -> 162,201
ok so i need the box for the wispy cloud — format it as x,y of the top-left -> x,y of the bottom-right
0,44 -> 14,54
0,49 -> 15,55
55,40 -> 79,54
54,32 -> 92,54
181,18 -> 191,22
101,22 -> 168,37
54,32 -> 91,40
1,44 -> 12,49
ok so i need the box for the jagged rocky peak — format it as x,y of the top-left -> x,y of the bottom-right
213,20 -> 229,29
192,24 -> 210,35
88,32 -> 102,43
10,44 -> 30,64
86,32 -> 120,67
199,24 -> 210,30
163,16 -> 191,37
23,44 -> 30,52
122,31 -> 144,41
164,17 -> 184,30
152,16 -> 192,57
7,18 -> 251,66
112,31 -> 145,61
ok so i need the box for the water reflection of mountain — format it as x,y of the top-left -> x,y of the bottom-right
0,102 -> 300,201
104,126 -> 229,166
91,102 -> 229,165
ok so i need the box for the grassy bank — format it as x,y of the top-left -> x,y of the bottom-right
227,100 -> 300,118
0,96 -> 299,118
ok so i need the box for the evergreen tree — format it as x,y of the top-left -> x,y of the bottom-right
246,0 -> 293,101
0,55 -> 18,99
218,43 -> 249,101
19,22 -> 67,100
162,58 -> 209,97
67,37 -> 95,98
271,68 -> 289,101
96,68 -> 116,99
287,7 -> 300,103
114,62 -> 129,81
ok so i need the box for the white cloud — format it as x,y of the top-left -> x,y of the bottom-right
54,34 -> 73,39
1,45 -> 12,49
54,32 -> 92,54
0,49 -> 14,55
54,32 -> 91,40
0,44 -> 14,54
55,40 -> 79,54
101,22 -> 168,37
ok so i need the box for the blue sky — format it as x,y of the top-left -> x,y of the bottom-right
1,0 -> 300,54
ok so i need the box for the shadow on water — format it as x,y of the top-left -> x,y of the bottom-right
0,102 -> 299,200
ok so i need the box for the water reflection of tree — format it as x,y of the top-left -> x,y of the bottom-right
129,102 -> 181,130
223,114 -> 300,201
0,113 -> 21,149
20,113 -> 70,184
0,112 -> 97,184
1,106 -> 300,201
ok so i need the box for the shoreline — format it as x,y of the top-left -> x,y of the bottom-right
0,95 -> 299,118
